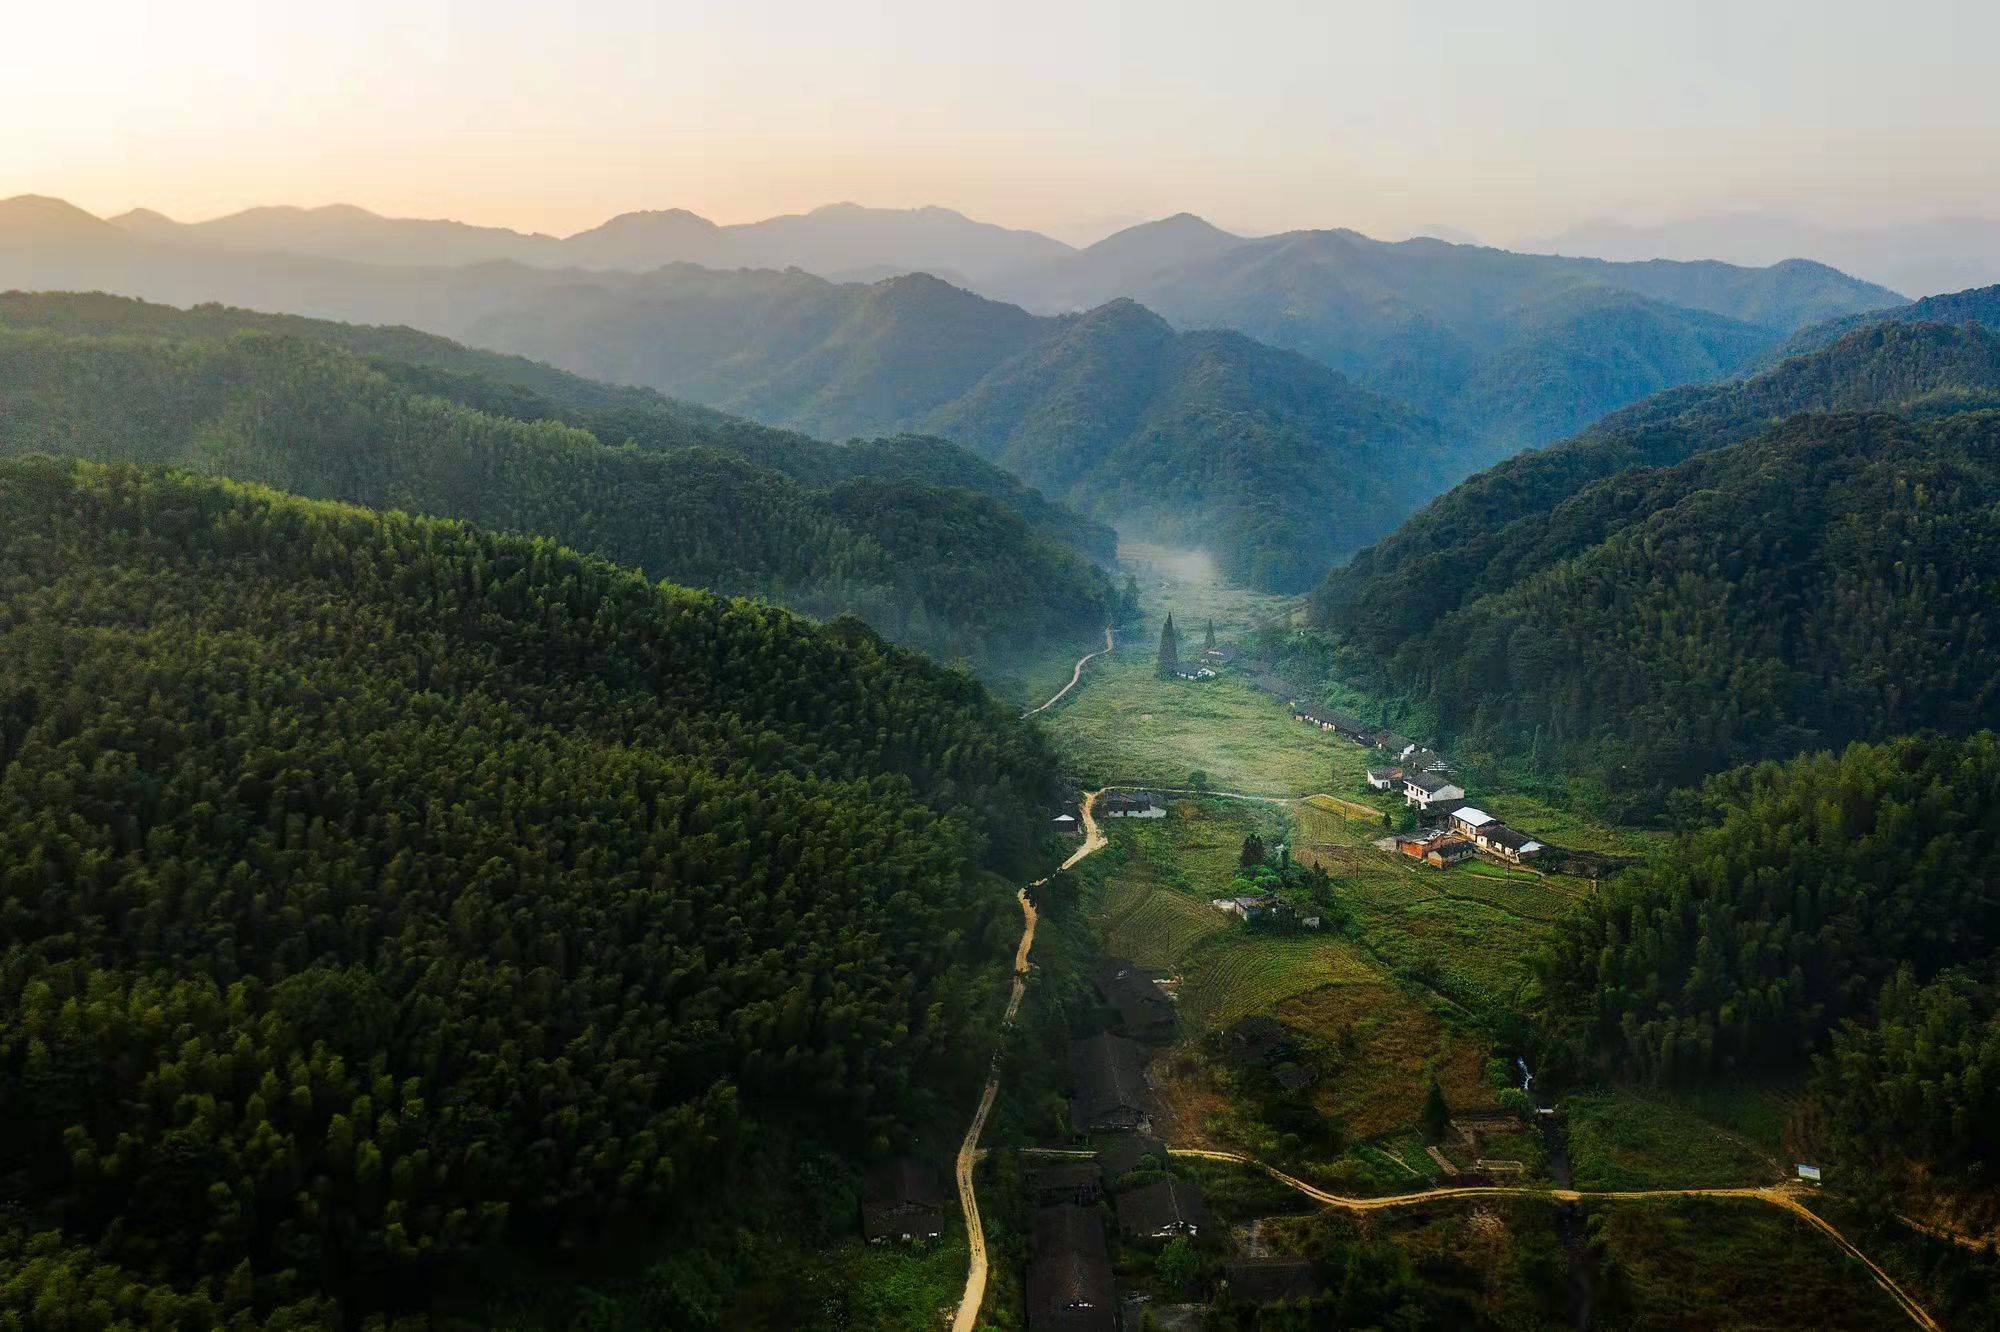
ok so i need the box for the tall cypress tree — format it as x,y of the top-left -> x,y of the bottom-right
1157,612 -> 1180,677
1205,618 -> 1217,651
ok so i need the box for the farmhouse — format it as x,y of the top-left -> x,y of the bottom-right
1029,1160 -> 1105,1206
1098,1132 -> 1168,1178
1449,806 -> 1496,839
1292,706 -> 1334,730
1425,836 -> 1475,867
1028,1204 -> 1116,1331
1481,824 -> 1544,863
1115,1176 -> 1210,1242
1068,1032 -> 1152,1133
1398,831 -> 1472,867
1214,892 -> 1277,921
1093,957 -> 1176,1041
1100,790 -> 1166,819
1052,812 -> 1081,837
860,1157 -> 947,1244
1375,730 -> 1416,758
1365,766 -> 1404,791
1404,747 -> 1452,774
1217,1257 -> 1319,1307
1402,771 -> 1466,812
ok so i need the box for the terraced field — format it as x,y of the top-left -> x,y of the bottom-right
1103,880 -> 1227,969
1175,932 -> 1383,1029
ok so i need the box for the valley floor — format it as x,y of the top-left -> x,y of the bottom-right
963,543 -> 1932,1330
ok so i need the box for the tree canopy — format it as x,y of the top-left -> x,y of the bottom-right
0,457 -> 1058,1324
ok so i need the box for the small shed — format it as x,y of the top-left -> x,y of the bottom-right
861,1158 -> 947,1244
1115,1176 -> 1210,1242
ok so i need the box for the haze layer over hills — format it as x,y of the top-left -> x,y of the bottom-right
0,194 -> 1902,591
108,198 -> 1070,286
1533,213 -> 2000,305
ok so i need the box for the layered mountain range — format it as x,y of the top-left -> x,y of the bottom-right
0,194 -> 1902,588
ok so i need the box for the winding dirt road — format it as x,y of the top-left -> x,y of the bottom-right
1020,625 -> 1114,719
949,788 -> 1110,1332
1170,1148 -> 1942,1330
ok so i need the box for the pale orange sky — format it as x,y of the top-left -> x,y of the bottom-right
9,0 -> 1999,244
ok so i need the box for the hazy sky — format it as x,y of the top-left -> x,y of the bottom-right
10,0 -> 1999,244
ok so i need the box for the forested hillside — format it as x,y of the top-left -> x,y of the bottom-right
0,291 -> 1118,561
1313,320 -> 2000,654
1776,281 -> 2000,361
0,320 -> 1114,661
926,300 -> 1446,589
1312,405 -> 2000,810
465,271 -> 1447,590
990,223 -> 1901,452
16,199 -> 1882,592
0,457 -> 1053,1324
1535,734 -> 2000,1122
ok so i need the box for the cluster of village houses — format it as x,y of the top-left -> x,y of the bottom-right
1290,705 -> 1546,870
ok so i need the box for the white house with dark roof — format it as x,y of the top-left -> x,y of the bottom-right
1402,772 -> 1465,811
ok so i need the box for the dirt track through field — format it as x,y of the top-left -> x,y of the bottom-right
1020,625 -> 1114,718
949,787 -> 1109,1332
1169,1148 -> 1941,1331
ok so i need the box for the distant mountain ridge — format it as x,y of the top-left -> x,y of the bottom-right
0,194 -> 1899,586
468,270 -> 1450,591
1531,213 -> 2000,301
986,224 -> 1904,457
102,197 -> 1071,285
1773,282 -> 2000,363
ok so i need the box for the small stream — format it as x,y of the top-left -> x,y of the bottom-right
1522,1060 -> 1594,1328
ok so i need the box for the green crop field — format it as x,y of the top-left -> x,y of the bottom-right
1102,881 -> 1228,969
1174,931 -> 1384,1029
1563,1089 -> 1787,1190
1049,654 -> 1344,794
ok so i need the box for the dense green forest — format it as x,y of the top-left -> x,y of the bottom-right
1533,735 -> 2000,1235
1811,965 -> 2000,1184
0,456 -> 1057,1325
0,318 -> 1114,662
1301,323 -> 2000,808
1312,320 -> 2000,656
1534,736 -> 2000,1086
1776,281 -> 2000,362
0,291 -> 1118,562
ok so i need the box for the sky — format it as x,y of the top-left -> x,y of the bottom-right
8,0 -> 2000,245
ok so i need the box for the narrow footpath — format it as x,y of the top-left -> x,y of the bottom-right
949,785 -> 1109,1332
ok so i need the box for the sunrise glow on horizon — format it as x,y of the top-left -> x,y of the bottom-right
8,0 -> 1999,245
